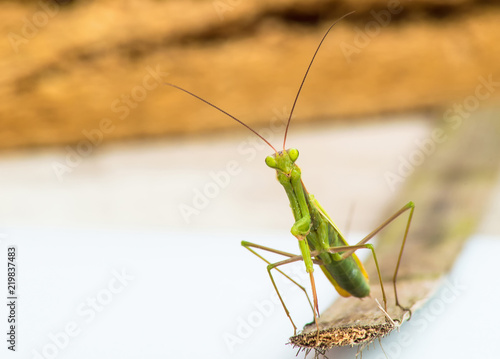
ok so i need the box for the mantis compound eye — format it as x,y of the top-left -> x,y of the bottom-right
288,148 -> 299,162
265,155 -> 277,168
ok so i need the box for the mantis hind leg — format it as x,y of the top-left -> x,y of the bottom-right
241,241 -> 319,335
391,202 -> 415,314
337,201 -> 415,316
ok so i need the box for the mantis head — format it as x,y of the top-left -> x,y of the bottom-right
265,148 -> 299,174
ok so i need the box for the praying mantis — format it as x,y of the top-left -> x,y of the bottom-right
167,12 -> 414,339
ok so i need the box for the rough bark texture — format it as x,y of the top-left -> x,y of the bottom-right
1,0 -> 500,150
289,112 -> 500,349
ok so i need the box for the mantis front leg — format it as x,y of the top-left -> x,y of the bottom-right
281,168 -> 323,336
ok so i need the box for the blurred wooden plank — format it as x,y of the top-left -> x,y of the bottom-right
289,111 -> 500,350
1,1 -> 500,150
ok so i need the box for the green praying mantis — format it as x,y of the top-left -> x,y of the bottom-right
167,12 -> 414,339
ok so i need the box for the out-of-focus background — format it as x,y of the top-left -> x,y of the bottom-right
0,1 -> 499,358
2,0 -> 500,149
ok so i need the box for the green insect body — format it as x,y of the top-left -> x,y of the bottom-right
266,148 -> 371,300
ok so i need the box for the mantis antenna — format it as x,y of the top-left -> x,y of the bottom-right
282,11 -> 355,150
164,83 -> 278,153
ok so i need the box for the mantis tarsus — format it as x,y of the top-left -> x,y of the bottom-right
167,12 -> 414,340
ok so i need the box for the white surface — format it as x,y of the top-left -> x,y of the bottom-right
0,229 -> 498,359
0,228 -> 318,359
0,117 -> 498,358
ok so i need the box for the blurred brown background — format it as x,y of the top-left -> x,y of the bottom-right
1,0 -> 499,151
